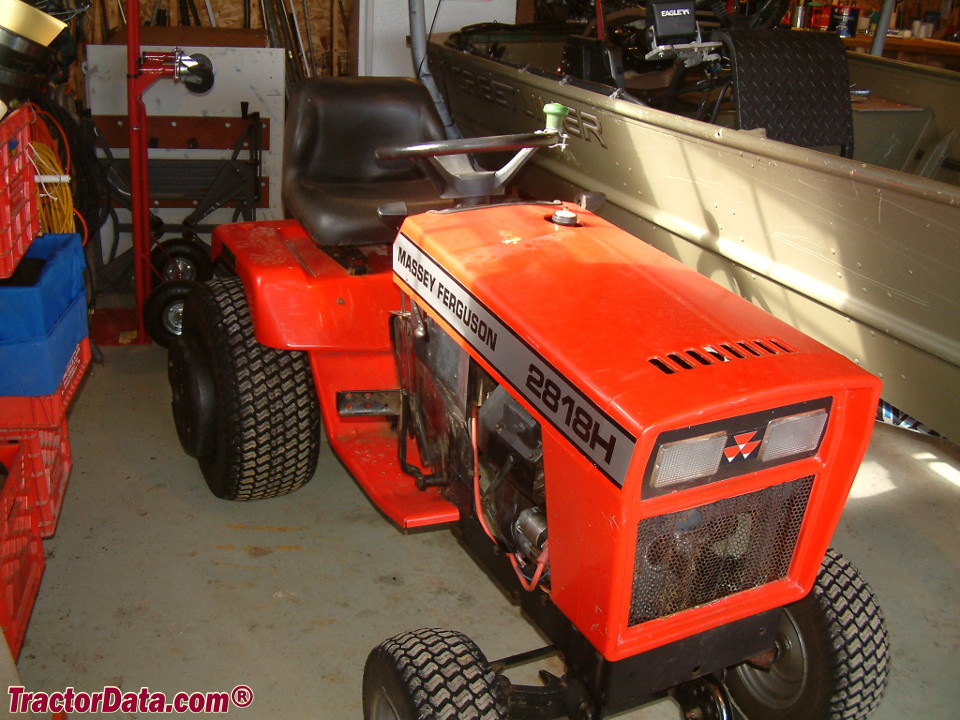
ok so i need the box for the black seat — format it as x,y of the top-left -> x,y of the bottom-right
713,29 -> 854,158
282,77 -> 447,246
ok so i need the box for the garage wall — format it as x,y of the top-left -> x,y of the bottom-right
358,0 -> 517,77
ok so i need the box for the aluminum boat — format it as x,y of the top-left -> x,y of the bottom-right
426,21 -> 960,440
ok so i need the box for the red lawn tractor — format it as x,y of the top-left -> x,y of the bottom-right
167,77 -> 889,720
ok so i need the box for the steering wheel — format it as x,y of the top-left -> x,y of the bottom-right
377,130 -> 561,201
378,131 -> 556,159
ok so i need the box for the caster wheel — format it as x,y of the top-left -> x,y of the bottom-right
143,279 -> 200,348
151,234 -> 213,286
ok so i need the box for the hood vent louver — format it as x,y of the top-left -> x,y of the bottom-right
649,338 -> 797,375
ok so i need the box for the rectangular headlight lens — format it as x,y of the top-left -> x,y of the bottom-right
651,431 -> 727,488
760,409 -> 828,462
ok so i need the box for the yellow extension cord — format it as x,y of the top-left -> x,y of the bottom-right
29,141 -> 74,235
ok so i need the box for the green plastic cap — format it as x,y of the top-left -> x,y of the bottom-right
543,103 -> 569,132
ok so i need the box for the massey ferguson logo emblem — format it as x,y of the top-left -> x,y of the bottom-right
660,8 -> 691,16
724,431 -> 763,462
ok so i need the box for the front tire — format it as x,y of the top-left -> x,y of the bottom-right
725,548 -> 890,720
169,276 -> 320,500
363,628 -> 506,720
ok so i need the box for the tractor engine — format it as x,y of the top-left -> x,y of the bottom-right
397,308 -> 548,568
477,387 -> 548,566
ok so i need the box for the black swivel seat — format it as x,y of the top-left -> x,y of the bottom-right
282,77 -> 448,247
713,29 -> 855,158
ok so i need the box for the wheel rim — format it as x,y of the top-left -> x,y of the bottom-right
368,688 -> 401,720
163,299 -> 186,336
163,256 -> 196,281
731,608 -> 809,709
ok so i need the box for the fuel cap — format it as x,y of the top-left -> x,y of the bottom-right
551,208 -> 579,226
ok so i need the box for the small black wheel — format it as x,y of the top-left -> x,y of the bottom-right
724,548 -> 890,720
363,628 -> 506,720
143,279 -> 200,348
169,276 -> 320,500
151,235 -> 213,285
181,52 -> 214,94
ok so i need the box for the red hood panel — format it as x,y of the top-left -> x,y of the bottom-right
396,203 -> 873,475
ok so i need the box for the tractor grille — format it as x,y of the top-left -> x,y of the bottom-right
628,476 -> 814,626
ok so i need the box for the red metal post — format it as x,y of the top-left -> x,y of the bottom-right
126,0 -> 177,344
126,0 -> 150,344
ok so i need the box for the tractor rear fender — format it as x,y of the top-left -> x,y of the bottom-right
210,219 -> 454,528
210,220 -> 399,353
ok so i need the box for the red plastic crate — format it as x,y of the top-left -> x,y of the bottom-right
0,338 -> 91,429
0,336 -> 87,539
0,441 -> 45,658
0,422 -> 71,538
0,108 -> 40,279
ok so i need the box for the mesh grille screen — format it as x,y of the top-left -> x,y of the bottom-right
629,476 -> 814,626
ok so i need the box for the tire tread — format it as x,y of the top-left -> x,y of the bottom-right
187,277 -> 320,499
369,628 -> 505,720
814,548 -> 890,720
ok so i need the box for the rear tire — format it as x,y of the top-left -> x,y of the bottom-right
170,276 -> 320,499
725,548 -> 890,720
362,628 -> 506,720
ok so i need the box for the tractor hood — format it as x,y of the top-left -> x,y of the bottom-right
393,202 -> 876,487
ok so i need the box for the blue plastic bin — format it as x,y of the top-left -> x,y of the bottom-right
0,233 -> 88,396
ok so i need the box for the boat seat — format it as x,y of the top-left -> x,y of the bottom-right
914,126 -> 958,179
282,77 -> 447,247
713,29 -> 854,158
560,35 -> 626,89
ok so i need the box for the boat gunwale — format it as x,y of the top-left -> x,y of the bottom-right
435,32 -> 960,207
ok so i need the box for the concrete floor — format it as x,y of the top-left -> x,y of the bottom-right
13,343 -> 960,719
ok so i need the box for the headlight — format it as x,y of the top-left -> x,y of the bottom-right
651,431 -> 726,488
643,398 -> 832,498
759,409 -> 828,462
